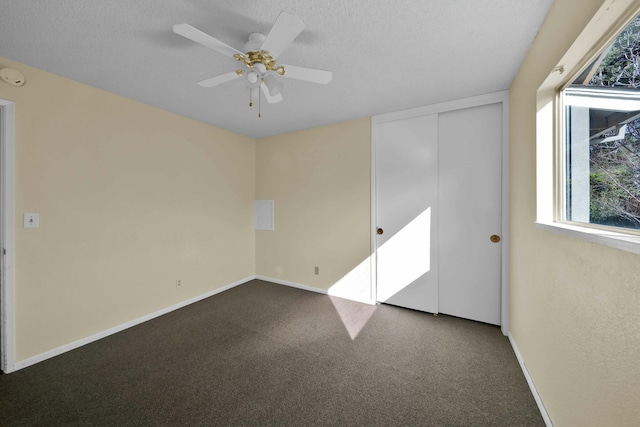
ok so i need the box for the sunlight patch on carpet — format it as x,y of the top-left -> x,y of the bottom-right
328,295 -> 377,340
328,256 -> 376,339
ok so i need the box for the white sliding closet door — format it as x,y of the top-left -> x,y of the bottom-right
438,103 -> 502,325
374,99 -> 503,325
375,114 -> 439,313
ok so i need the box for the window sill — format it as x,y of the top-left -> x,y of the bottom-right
535,221 -> 640,255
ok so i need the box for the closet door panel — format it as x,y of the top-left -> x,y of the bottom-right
438,103 -> 502,325
375,114 -> 439,313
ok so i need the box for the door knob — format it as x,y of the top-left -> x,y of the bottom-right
490,234 -> 501,243
377,228 -> 384,235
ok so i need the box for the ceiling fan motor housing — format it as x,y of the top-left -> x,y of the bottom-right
243,33 -> 265,52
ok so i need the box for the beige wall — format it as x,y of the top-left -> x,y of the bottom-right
0,57 -> 256,362
510,1 -> 640,425
255,119 -> 372,302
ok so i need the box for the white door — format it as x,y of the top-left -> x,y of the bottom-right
375,114 -> 439,313
438,103 -> 502,325
1,100 -> 15,372
375,102 -> 503,325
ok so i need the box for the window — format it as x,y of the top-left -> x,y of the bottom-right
535,3 -> 640,254
561,16 -> 640,231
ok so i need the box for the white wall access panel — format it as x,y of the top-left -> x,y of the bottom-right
255,200 -> 274,231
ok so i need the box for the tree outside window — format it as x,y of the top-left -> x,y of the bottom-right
565,16 -> 640,229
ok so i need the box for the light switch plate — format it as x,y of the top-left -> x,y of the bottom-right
24,212 -> 39,228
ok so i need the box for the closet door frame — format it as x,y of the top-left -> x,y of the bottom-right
371,90 -> 510,335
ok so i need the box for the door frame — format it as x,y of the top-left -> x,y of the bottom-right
1,99 -> 16,373
371,90 -> 510,335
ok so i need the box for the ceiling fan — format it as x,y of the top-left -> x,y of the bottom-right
174,11 -> 333,116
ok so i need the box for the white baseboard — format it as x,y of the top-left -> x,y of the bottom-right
508,333 -> 553,427
255,275 -> 328,295
256,276 -> 377,305
12,275 -> 256,372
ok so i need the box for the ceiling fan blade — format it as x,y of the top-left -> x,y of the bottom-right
173,23 -> 243,58
280,65 -> 333,84
197,71 -> 241,88
261,82 -> 283,104
261,12 -> 305,59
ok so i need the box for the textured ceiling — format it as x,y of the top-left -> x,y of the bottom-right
0,0 -> 554,138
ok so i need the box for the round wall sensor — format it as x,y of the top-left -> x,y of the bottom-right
0,68 -> 26,87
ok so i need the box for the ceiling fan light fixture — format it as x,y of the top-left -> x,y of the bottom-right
263,73 -> 282,96
246,70 -> 259,84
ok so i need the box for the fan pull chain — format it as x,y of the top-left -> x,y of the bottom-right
249,88 -> 253,107
258,83 -> 262,118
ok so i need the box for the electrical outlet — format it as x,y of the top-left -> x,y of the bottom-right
176,279 -> 182,289
314,266 -> 319,275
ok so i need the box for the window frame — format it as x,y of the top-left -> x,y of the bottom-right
559,87 -> 640,236
535,1 -> 640,255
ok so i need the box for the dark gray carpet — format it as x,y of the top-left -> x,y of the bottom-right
0,279 -> 544,426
